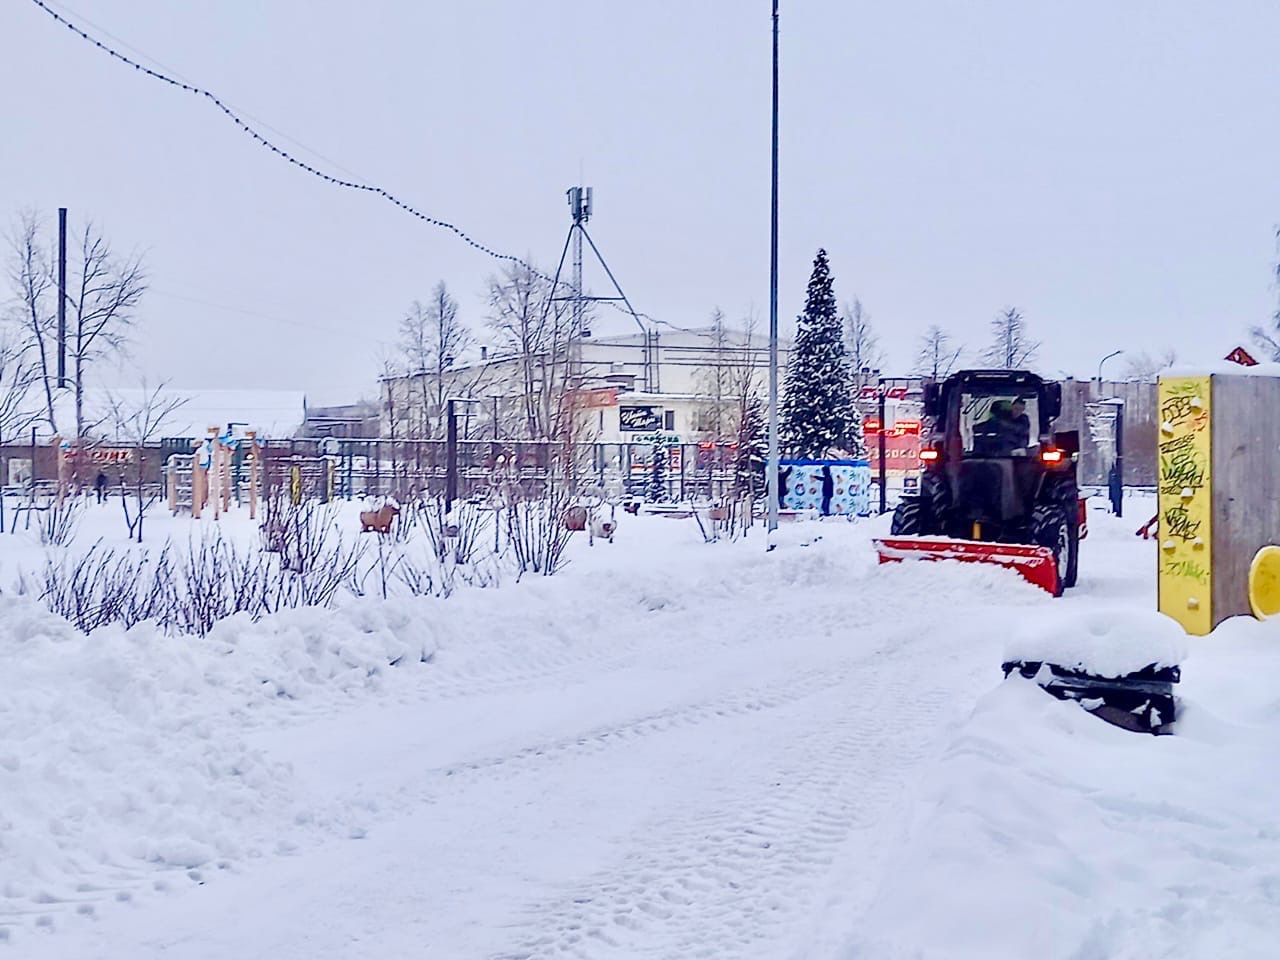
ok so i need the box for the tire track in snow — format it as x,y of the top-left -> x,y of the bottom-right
485,644 -> 957,960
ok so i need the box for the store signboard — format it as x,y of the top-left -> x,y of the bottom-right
619,405 -> 662,432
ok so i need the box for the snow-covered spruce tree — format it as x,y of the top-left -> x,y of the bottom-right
647,441 -> 668,502
780,249 -> 860,457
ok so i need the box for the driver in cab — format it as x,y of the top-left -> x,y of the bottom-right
973,399 -> 1032,455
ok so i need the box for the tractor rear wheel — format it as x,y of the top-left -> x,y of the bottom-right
922,470 -> 951,521
1031,504 -> 1072,596
1063,511 -> 1080,588
1041,478 -> 1080,588
890,496 -> 926,536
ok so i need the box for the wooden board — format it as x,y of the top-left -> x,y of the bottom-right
1210,374 -> 1280,623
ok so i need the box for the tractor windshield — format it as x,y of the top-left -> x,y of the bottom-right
959,392 -> 1040,457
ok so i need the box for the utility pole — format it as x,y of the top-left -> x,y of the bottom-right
445,397 -> 481,514
766,0 -> 781,535
878,385 -> 888,515
1114,399 -> 1125,518
446,398 -> 458,513
57,207 -> 67,388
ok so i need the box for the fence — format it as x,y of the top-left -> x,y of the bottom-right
250,439 -> 753,504
1056,381 -> 1158,486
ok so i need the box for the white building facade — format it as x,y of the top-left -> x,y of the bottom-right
381,327 -> 790,445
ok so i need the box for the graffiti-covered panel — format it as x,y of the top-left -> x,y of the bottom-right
1157,376 -> 1212,635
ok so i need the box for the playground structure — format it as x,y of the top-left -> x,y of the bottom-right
165,429 -> 263,519
1157,368 -> 1280,634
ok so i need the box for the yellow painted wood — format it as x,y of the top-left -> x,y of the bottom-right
1248,546 -> 1280,619
1157,376 -> 1213,634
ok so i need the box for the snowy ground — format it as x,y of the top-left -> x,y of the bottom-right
2,494 -> 1278,958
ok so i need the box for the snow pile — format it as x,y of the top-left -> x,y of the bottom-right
1003,605 -> 1188,676
848,614 -> 1280,960
0,592 -> 441,929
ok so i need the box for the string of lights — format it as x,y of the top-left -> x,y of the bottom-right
27,0 -> 552,274
27,0 -> 715,341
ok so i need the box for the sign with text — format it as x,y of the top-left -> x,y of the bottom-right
62,447 -> 134,464
619,405 -> 662,432
865,431 -> 923,478
858,386 -> 909,401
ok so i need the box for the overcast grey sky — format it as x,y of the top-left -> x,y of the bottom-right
3,0 -> 1278,401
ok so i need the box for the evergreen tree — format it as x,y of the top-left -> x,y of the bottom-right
781,249 -> 860,457
647,440 -> 668,502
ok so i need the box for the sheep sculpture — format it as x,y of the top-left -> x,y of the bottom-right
359,503 -> 400,534
590,515 -> 616,543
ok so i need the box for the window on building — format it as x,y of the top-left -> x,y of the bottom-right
664,410 -> 675,431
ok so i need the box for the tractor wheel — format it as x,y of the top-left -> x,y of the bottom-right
1038,483 -> 1080,588
922,470 -> 951,522
1031,504 -> 1071,597
1063,511 -> 1080,588
890,496 -> 925,536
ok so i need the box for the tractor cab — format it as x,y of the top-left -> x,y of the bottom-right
924,370 -> 1061,461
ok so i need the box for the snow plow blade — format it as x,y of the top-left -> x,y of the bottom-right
873,537 -> 1061,595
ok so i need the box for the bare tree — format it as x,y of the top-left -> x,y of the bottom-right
104,380 -> 188,542
486,262 -> 574,439
843,298 -> 884,394
725,317 -> 766,509
398,300 -> 432,439
983,307 -> 1039,369
1250,227 -> 1280,360
0,329 -> 40,532
6,211 -> 58,432
695,308 -> 734,441
398,282 -> 471,438
1122,349 -> 1178,382
914,325 -> 963,380
7,214 -> 143,438
63,222 -> 147,439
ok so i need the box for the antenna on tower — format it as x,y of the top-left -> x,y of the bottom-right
544,186 -> 652,391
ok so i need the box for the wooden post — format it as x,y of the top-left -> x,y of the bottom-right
55,439 -> 66,506
213,437 -> 223,520
219,438 -> 232,515
247,431 -> 259,520
192,437 -> 210,519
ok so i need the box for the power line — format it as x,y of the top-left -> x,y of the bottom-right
42,0 -> 367,180
26,0 -> 710,339
27,0 -> 549,277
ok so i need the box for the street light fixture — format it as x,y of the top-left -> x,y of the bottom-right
1097,349 -> 1124,387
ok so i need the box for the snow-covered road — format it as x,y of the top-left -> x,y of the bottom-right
9,500 -> 1280,958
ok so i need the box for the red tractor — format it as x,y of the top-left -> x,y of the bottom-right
874,370 -> 1085,596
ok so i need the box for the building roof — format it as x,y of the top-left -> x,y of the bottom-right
38,386 -> 308,441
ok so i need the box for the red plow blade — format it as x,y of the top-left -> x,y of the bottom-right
873,537 -> 1061,595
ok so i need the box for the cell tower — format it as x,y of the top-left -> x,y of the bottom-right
545,186 -> 652,391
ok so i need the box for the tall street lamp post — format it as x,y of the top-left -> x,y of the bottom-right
766,0 -> 781,537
